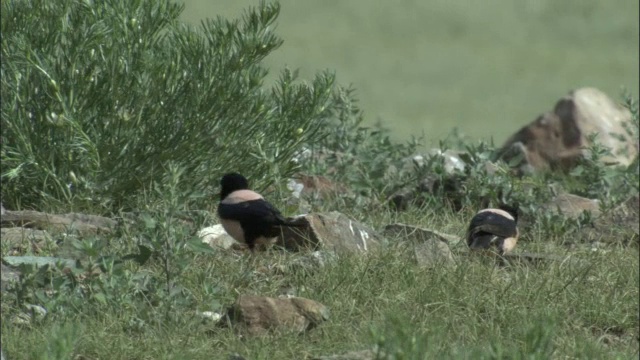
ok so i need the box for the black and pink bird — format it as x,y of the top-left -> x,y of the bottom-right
217,173 -> 304,251
466,204 -> 520,256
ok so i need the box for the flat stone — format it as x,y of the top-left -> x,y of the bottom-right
277,212 -> 382,253
226,295 -> 329,336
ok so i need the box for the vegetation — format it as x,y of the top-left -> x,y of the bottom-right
1,1 -> 638,359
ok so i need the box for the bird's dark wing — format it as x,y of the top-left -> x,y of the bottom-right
218,199 -> 287,225
467,212 -> 518,238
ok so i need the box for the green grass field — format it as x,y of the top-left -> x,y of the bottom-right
180,0 -> 639,144
3,204 -> 639,359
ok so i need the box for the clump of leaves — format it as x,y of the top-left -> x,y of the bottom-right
3,163 -> 223,331
300,86 -> 423,204
1,0 -> 345,212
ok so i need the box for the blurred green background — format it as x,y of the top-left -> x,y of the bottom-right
179,0 -> 639,145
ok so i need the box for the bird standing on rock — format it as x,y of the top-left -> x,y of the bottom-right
217,173 -> 304,251
466,204 -> 519,256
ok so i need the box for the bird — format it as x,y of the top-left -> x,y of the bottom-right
466,204 -> 519,256
217,172 -> 304,251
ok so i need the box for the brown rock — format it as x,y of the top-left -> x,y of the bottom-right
498,87 -> 638,174
542,193 -> 601,219
227,295 -> 329,336
277,212 -> 382,253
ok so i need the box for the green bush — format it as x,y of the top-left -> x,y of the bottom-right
1,0 -> 343,211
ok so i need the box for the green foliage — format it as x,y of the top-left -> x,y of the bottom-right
1,0 -> 343,211
301,86 -> 423,203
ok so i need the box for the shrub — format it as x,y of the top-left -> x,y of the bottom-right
1,0 -> 343,211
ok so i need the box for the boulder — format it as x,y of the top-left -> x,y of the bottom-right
277,212 -> 382,253
226,295 -> 329,336
498,87 -> 638,174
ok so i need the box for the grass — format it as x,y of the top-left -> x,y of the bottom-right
180,0 -> 639,144
2,203 -> 638,359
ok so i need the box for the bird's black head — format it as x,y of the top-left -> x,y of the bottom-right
220,172 -> 249,199
498,203 -> 519,223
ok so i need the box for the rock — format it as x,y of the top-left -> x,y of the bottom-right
542,193 -> 601,219
383,224 -> 456,267
1,263 -> 20,293
498,87 -> 638,174
1,210 -> 114,234
2,256 -> 77,270
277,212 -> 382,253
199,225 -> 237,250
62,213 -> 117,229
226,295 -> 329,336
312,349 -> 376,360
1,227 -> 51,252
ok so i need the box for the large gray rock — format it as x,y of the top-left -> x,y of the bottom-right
498,87 -> 638,174
277,212 -> 382,253
226,295 -> 329,336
